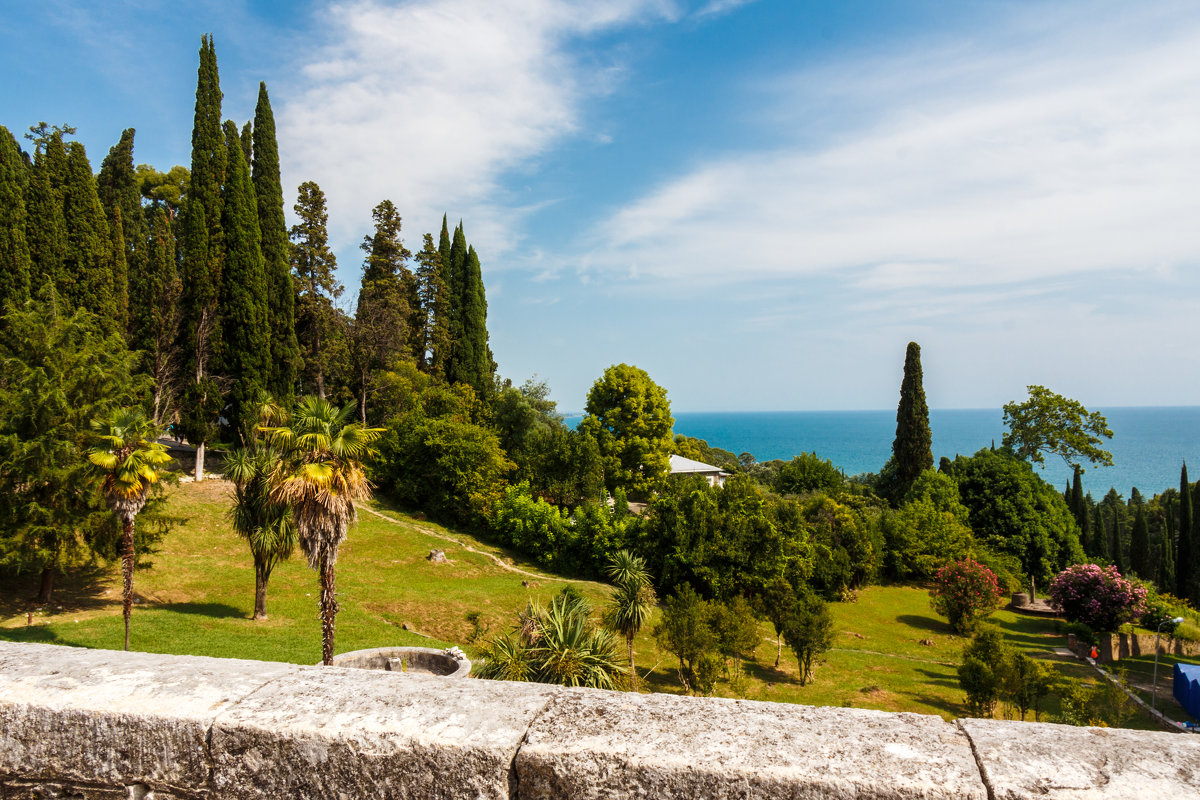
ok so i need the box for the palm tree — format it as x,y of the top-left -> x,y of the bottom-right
265,396 -> 383,665
87,409 -> 172,651
604,550 -> 656,691
225,397 -> 295,620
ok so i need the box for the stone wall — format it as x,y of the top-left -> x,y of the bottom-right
3,641 -> 1199,799
1091,632 -> 1200,663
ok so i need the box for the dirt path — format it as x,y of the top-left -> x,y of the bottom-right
360,505 -> 592,585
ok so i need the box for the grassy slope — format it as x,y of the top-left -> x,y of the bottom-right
0,481 -> 1190,731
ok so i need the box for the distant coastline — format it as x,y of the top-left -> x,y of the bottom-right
569,407 -> 1200,499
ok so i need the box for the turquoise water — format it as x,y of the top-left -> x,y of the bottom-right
668,407 -> 1200,500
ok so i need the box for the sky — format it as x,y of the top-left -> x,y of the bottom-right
3,0 -> 1199,413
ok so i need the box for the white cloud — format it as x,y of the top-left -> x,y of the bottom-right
694,0 -> 757,19
576,4 -> 1200,293
277,0 -> 675,271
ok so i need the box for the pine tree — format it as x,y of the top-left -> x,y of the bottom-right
251,83 -> 301,399
415,233 -> 451,378
131,208 -> 181,425
217,119 -> 270,445
353,200 -> 412,423
891,341 -> 933,496
177,34 -> 227,479
1130,504 -> 1150,579
0,125 -> 32,307
1178,463 -> 1193,600
60,142 -> 117,327
290,181 -> 341,400
23,133 -> 67,293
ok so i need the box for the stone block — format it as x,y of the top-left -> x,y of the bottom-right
516,689 -> 987,799
959,717 -> 1200,798
0,641 -> 299,797
208,667 -> 559,799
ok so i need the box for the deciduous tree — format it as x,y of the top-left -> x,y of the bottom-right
1002,385 -> 1113,472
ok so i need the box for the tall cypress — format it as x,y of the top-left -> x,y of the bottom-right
1178,462 -> 1193,600
1112,512 -> 1127,573
218,119 -> 270,444
97,128 -> 144,336
415,233 -> 451,378
1130,504 -> 1150,579
0,125 -> 32,306
1159,523 -> 1176,592
444,222 -> 470,383
131,208 -> 180,424
107,205 -> 129,331
1094,505 -> 1109,561
437,214 -> 452,286
290,181 -> 341,400
177,34 -> 227,479
1069,467 -> 1085,529
891,341 -> 933,496
25,133 -> 68,296
251,82 -> 301,399
459,244 -> 492,394
60,142 -> 117,326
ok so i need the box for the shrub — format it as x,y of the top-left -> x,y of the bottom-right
1048,564 -> 1147,632
1062,621 -> 1096,646
1139,588 -> 1193,636
930,558 -> 1003,635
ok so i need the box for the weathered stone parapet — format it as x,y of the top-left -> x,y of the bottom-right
959,717 -> 1200,798
2,641 -> 1199,799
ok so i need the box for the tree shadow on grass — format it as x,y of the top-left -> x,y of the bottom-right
989,616 -> 1060,650
0,625 -> 64,644
915,667 -> 960,690
903,691 -> 964,718
744,658 -> 801,687
896,614 -> 954,635
156,602 -> 244,619
0,565 -> 116,620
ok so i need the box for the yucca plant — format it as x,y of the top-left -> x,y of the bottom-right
87,408 -> 172,650
604,550 -> 656,691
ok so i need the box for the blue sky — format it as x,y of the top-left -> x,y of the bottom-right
4,0 -> 1199,413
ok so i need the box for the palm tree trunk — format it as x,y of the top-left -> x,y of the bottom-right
320,556 -> 338,665
253,558 -> 270,621
37,566 -> 55,605
627,632 -> 637,692
121,517 -> 135,651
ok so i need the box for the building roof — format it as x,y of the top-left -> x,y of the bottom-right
668,454 -> 730,475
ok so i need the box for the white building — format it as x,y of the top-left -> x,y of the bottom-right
668,454 -> 731,488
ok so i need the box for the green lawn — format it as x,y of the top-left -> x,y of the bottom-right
1,480 -> 1190,732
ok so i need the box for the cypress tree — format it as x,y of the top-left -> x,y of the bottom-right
25,132 -> 68,296
0,125 -> 32,306
131,208 -> 181,424
1130,504 -> 1150,579
415,233 -> 451,378
107,205 -> 129,332
61,141 -> 117,326
290,181 -> 341,400
177,34 -> 227,479
1178,463 -> 1193,600
1112,512 -> 1126,573
445,222 -> 468,383
217,119 -> 270,444
97,128 -> 144,336
1159,523 -> 1176,593
437,213 -> 452,286
251,82 -> 301,398
459,244 -> 492,394
1094,505 -> 1109,561
1070,467 -> 1085,528
891,341 -> 933,495
239,121 -> 252,167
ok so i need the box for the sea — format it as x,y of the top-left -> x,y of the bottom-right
575,407 -> 1200,501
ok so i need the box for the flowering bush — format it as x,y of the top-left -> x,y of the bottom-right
1048,564 -> 1147,632
930,558 -> 1003,634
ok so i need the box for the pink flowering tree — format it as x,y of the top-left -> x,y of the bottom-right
930,558 -> 1003,634
1048,564 -> 1147,632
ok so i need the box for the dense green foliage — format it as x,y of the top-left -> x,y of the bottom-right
582,363 -> 674,500
1002,385 -> 1113,472
888,341 -> 932,500
289,180 -> 343,400
0,126 -> 33,308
